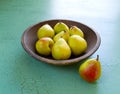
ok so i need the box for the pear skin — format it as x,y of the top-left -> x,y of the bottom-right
37,24 -> 55,39
35,37 -> 54,56
69,26 -> 84,38
68,35 -> 87,56
79,55 -> 101,83
52,38 -> 71,60
54,22 -> 69,34
53,31 -> 70,42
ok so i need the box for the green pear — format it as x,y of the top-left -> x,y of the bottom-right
53,31 -> 70,42
54,22 -> 69,34
35,37 -> 54,56
79,55 -> 101,83
52,38 -> 71,60
37,24 -> 55,39
68,35 -> 87,56
69,26 -> 84,38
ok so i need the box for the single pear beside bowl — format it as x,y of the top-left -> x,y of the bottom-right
53,31 -> 70,42
69,26 -> 84,38
79,55 -> 101,83
54,22 -> 69,34
52,38 -> 71,60
68,35 -> 87,56
35,37 -> 54,56
37,24 -> 55,39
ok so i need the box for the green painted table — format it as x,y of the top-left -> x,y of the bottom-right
0,0 -> 120,94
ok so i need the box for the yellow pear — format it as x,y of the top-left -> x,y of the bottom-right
53,31 -> 70,42
69,26 -> 84,38
68,35 -> 87,56
35,37 -> 54,56
54,22 -> 69,34
37,24 -> 55,39
52,38 -> 71,60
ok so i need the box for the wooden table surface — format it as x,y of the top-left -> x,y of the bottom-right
0,0 -> 120,94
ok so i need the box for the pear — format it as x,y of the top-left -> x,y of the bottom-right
68,35 -> 87,56
37,24 -> 55,39
35,37 -> 54,56
53,31 -> 70,42
52,38 -> 71,60
54,22 -> 69,34
69,26 -> 84,38
79,55 -> 101,83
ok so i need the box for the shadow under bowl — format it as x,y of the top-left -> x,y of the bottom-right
21,19 -> 101,65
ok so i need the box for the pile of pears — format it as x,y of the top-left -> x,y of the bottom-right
35,22 -> 87,60
35,22 -> 101,83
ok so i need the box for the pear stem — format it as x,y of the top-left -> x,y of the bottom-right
96,55 -> 99,61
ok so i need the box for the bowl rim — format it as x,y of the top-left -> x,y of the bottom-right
21,19 -> 101,65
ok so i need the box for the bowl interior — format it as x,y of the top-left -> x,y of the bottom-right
21,19 -> 101,65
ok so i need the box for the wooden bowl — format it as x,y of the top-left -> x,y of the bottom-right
21,19 -> 101,65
